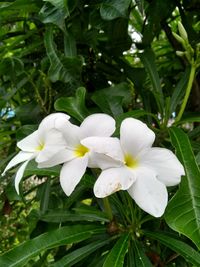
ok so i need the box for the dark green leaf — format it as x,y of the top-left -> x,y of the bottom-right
175,112 -> 200,125
91,82 -> 131,117
16,125 -> 38,141
92,94 -> 123,116
114,110 -> 158,136
40,209 -> 109,223
52,238 -> 112,267
64,30 -> 77,57
24,160 -> 61,177
39,177 -> 51,214
15,102 -> 41,124
170,67 -> 190,114
44,26 -> 83,84
100,0 -> 131,20
54,87 -> 90,122
131,240 -> 153,267
0,0 -> 40,13
165,127 -> 200,249
45,0 -> 66,10
73,204 -> 109,222
0,224 -> 105,267
145,231 -> 200,266
103,233 -> 130,267
39,2 -> 66,30
140,48 -> 164,113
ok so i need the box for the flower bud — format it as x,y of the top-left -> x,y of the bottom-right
172,32 -> 184,45
176,51 -> 185,57
178,21 -> 188,41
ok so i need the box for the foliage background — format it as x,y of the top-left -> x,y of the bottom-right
0,0 -> 200,266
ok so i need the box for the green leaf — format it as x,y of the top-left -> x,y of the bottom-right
44,26 -> 83,84
0,0 -> 40,13
131,240 -> 153,267
39,2 -> 66,30
91,82 -> 131,117
0,57 -> 24,78
175,112 -> 200,125
114,110 -> 159,136
16,125 -> 38,141
103,233 -> 130,267
92,94 -> 123,117
40,209 -> 109,223
39,177 -> 51,214
73,204 -> 109,222
54,87 -> 90,122
100,0 -> 131,20
165,127 -> 200,249
170,67 -> 190,114
52,238 -> 112,267
24,160 -> 61,177
145,231 -> 200,266
15,102 -> 41,124
64,30 -> 77,57
44,0 -> 66,10
0,224 -> 105,267
140,48 -> 164,113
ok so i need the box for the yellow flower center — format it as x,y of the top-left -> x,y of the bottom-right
35,142 -> 45,151
74,144 -> 89,157
124,154 -> 138,168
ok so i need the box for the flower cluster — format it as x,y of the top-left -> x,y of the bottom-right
2,113 -> 185,217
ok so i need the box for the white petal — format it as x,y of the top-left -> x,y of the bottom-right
38,112 -> 70,139
80,113 -> 116,139
15,160 -> 30,194
36,128 -> 68,163
2,151 -> 33,175
37,149 -> 75,168
94,167 -> 135,198
17,131 -> 40,152
140,148 -> 185,186
88,152 -> 122,170
44,128 -> 66,146
60,120 -> 80,147
81,137 -> 124,162
60,155 -> 88,196
120,118 -> 155,157
128,166 -> 168,217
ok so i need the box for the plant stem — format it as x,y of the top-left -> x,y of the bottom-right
103,197 -> 113,221
175,64 -> 196,123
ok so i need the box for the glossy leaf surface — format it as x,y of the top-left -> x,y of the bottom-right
165,127 -> 200,249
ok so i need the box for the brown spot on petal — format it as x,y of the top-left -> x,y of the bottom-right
110,182 -> 122,194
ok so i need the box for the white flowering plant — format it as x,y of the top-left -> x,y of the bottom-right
0,1 -> 200,266
2,113 -> 185,218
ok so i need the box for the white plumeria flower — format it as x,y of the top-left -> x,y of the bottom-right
2,113 -> 70,194
38,113 -> 116,197
82,118 -> 185,217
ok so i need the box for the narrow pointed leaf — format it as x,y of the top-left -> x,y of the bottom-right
52,238 -> 112,267
165,127 -> 200,249
140,48 -> 164,112
132,240 -> 153,266
40,209 -> 109,223
175,112 -> 200,125
103,233 -> 130,267
170,67 -> 190,113
0,224 -> 105,267
145,231 -> 200,266
39,177 -> 51,214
